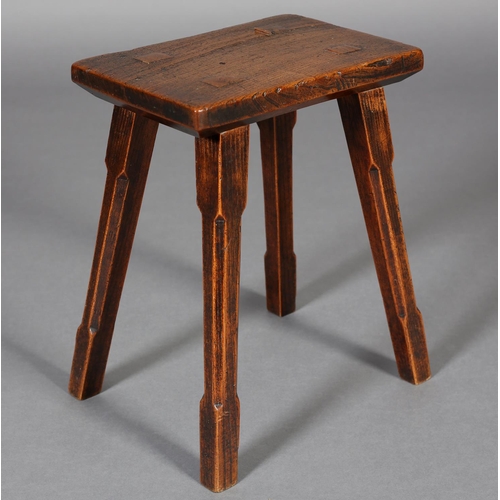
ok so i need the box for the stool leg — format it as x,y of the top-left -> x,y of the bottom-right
195,126 -> 249,492
338,88 -> 431,385
69,106 -> 159,400
258,111 -> 297,316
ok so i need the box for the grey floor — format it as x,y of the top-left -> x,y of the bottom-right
3,2 -> 497,499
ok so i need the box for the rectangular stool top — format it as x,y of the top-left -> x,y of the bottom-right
72,14 -> 423,135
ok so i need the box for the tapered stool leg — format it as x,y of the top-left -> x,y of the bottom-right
195,126 -> 249,492
338,88 -> 431,385
258,111 -> 297,316
69,106 -> 159,400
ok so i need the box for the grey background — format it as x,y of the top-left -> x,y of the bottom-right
3,1 -> 497,499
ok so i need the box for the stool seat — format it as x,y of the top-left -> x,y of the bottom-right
72,14 -> 423,135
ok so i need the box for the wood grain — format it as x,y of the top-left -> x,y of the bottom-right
195,125 -> 249,492
71,14 -> 423,135
69,15 -> 431,492
258,111 -> 297,316
338,88 -> 431,384
68,106 -> 158,399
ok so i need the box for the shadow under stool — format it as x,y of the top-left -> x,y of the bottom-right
68,14 -> 431,492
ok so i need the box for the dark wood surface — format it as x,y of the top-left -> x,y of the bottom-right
338,88 -> 431,384
68,15 -> 430,493
258,111 -> 297,316
69,106 -> 159,399
72,14 -> 423,135
195,126 -> 249,492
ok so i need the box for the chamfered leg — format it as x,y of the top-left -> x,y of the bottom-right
195,126 -> 249,492
338,88 -> 431,385
258,111 -> 297,316
69,106 -> 159,400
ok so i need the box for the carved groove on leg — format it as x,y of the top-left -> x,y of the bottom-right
258,111 -> 297,316
196,125 -> 249,492
338,88 -> 431,385
69,106 -> 159,400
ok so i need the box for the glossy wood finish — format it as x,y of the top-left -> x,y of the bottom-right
338,88 -> 431,384
195,126 -> 249,492
258,111 -> 297,316
69,14 -> 431,493
71,14 -> 423,135
69,106 -> 158,399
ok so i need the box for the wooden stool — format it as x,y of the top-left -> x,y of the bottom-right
68,14 -> 431,492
